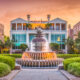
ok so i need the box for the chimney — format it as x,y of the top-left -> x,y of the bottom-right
47,14 -> 51,23
27,14 -> 30,23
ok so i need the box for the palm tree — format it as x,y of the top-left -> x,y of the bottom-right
45,23 -> 52,29
26,24 -> 32,30
4,36 -> 14,54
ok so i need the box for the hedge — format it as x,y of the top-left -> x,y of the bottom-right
0,63 -> 11,77
57,54 -> 80,59
68,62 -> 80,77
1,54 -> 80,59
0,56 -> 15,70
0,54 -> 22,58
63,57 -> 80,70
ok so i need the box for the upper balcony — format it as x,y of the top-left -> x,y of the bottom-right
10,18 -> 67,32
11,23 -> 67,31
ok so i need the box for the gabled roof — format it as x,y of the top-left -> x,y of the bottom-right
49,18 -> 67,23
11,18 -> 28,23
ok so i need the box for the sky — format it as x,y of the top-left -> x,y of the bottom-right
0,0 -> 80,36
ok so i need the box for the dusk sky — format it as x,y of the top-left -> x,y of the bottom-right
0,0 -> 80,36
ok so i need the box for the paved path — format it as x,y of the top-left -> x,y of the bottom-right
13,69 -> 68,80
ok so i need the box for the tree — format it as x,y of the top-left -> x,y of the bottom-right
75,32 -> 80,53
4,37 -> 12,48
0,40 -> 4,53
26,24 -> 32,29
65,37 -> 74,54
50,43 -> 60,51
45,23 -> 52,29
0,36 -> 13,54
20,44 -> 28,52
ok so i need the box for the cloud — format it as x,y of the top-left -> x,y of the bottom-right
0,0 -> 80,36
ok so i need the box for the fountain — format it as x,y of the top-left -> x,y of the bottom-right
16,28 -> 63,67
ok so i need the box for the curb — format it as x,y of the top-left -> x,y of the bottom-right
0,70 -> 21,80
60,70 -> 80,80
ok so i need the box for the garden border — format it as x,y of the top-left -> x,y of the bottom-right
0,70 -> 20,80
60,70 -> 80,80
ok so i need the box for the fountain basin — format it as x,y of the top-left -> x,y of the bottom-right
22,51 -> 57,60
16,58 -> 63,67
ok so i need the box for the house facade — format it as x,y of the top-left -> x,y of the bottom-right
73,22 -> 80,40
10,17 -> 67,53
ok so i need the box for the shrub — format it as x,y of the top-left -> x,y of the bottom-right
20,44 -> 28,51
68,62 -> 80,77
57,54 -> 80,59
0,63 -> 11,77
0,56 -> 15,70
50,43 -> 60,51
63,57 -> 80,70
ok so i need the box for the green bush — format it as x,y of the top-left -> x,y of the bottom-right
57,54 -> 80,59
0,56 -> 15,70
68,62 -> 80,77
63,57 -> 80,70
0,63 -> 11,77
0,54 -> 22,58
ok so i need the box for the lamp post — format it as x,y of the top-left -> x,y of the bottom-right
47,14 -> 51,23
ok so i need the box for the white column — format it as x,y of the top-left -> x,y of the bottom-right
10,23 -> 12,40
49,33 -> 51,43
65,32 -> 68,54
16,23 -> 17,30
54,23 -> 56,30
60,23 -> 62,31
27,32 -> 29,46
22,23 -> 23,30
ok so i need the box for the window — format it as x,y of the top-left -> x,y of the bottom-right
56,23 -> 60,30
23,23 -> 27,30
61,24 -> 66,30
17,23 -> 22,30
51,34 -> 66,49
12,34 -> 26,49
12,23 -> 16,30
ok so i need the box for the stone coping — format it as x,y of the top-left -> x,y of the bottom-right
16,58 -> 64,61
0,70 -> 21,80
60,70 -> 80,80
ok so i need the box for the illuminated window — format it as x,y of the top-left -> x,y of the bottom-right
23,23 -> 27,30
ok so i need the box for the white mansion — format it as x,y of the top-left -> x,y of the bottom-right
10,16 -> 67,53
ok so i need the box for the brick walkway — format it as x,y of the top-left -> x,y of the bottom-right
13,69 -> 68,80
